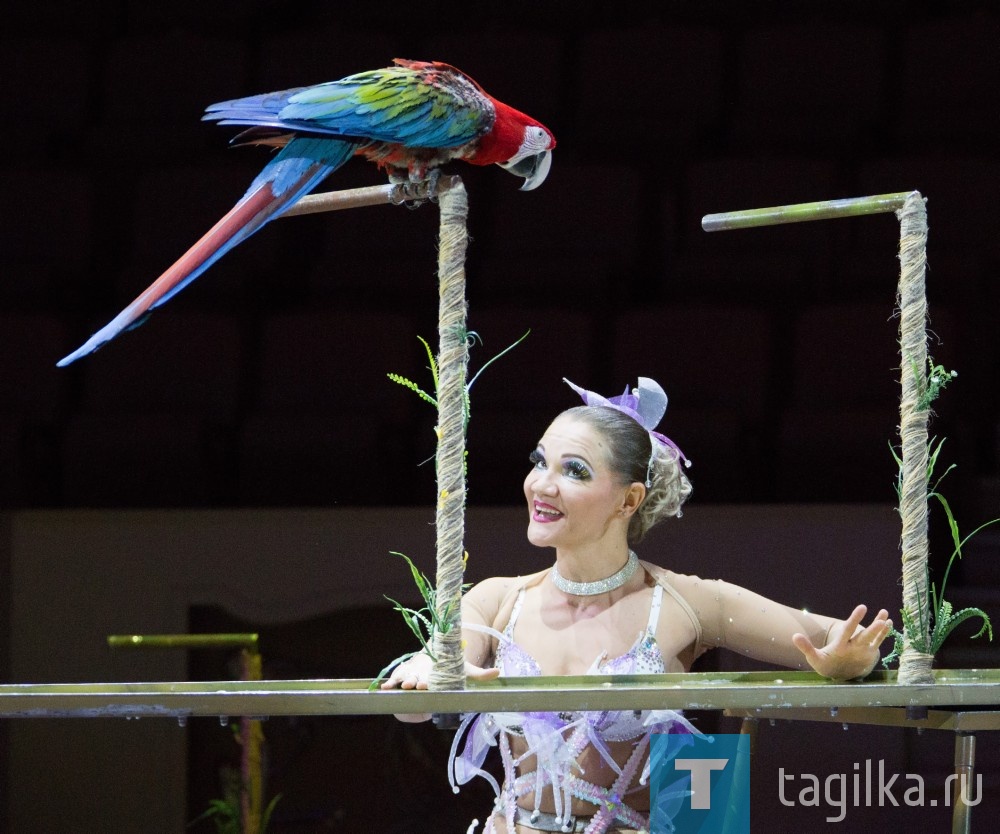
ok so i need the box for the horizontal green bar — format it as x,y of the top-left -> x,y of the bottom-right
107,634 -> 259,651
702,191 -> 918,232
725,706 -> 1000,733
1,669 -> 998,719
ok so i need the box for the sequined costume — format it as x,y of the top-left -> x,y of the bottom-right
451,561 -> 836,834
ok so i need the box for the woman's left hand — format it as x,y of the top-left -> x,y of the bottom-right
792,604 -> 893,680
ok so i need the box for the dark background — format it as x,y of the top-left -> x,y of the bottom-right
3,0 -> 998,512
2,5 -> 999,831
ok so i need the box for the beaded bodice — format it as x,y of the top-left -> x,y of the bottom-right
451,581 -> 697,834
495,584 -> 667,678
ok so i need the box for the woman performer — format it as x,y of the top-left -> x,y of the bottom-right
382,377 -> 892,833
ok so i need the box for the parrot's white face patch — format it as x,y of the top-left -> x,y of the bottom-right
515,125 -> 554,160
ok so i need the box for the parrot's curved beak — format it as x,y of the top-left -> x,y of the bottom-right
499,149 -> 552,191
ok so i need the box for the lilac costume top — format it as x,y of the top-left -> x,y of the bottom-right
450,582 -> 698,834
448,563 -> 836,832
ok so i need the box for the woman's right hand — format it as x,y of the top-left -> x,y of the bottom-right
380,653 -> 500,722
380,651 -> 435,692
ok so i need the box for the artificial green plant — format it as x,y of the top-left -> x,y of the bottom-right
369,551 -> 470,690
387,329 -> 529,432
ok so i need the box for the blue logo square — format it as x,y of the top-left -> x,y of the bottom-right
649,732 -> 751,833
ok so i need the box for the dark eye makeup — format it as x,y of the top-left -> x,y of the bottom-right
564,459 -> 592,480
529,448 -> 592,480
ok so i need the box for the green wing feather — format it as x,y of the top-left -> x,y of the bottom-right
280,64 -> 492,148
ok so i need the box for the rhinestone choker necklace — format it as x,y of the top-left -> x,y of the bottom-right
550,550 -> 639,596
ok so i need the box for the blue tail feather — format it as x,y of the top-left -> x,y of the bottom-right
57,136 -> 357,365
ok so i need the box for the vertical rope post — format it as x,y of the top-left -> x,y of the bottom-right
429,177 -> 470,691
702,190 -> 938,686
240,647 -> 265,834
896,191 -> 934,685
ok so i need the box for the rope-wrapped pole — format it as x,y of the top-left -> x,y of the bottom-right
702,190 -> 937,687
896,191 -> 933,685
429,177 -> 470,691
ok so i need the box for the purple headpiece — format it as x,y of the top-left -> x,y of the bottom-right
564,377 -> 691,485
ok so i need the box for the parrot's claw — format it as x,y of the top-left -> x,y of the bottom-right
423,169 -> 441,204
389,169 -> 441,209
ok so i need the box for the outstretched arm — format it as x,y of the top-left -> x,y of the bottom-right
674,575 -> 892,679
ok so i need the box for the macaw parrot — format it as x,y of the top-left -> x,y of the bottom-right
57,58 -> 556,366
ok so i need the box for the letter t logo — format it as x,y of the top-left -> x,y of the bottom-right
675,758 -> 729,809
